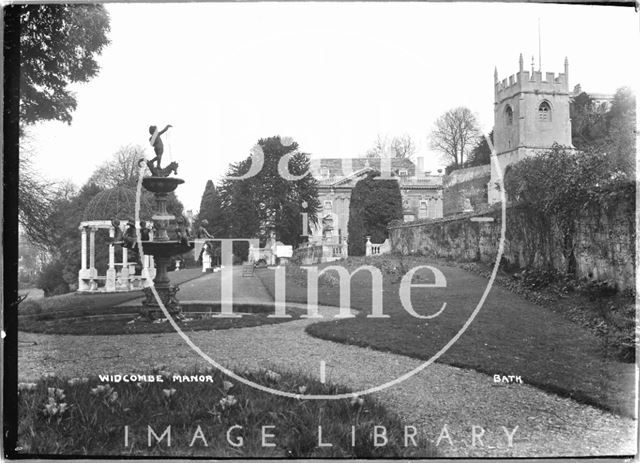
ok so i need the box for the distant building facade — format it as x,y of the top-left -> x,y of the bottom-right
309,157 -> 444,244
571,84 -> 614,110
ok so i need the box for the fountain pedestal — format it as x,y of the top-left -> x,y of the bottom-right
140,176 -> 193,319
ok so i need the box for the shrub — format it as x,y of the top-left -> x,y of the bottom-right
348,172 -> 402,256
513,268 -> 561,290
36,260 -> 70,297
18,299 -> 42,315
579,278 -> 618,299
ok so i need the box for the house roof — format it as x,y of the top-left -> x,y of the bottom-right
312,157 -> 416,180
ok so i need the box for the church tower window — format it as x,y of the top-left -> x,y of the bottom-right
538,101 -> 551,121
505,105 -> 513,125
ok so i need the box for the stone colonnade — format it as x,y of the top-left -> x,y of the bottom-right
78,220 -> 156,292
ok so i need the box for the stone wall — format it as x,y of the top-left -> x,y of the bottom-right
389,198 -> 635,290
443,164 -> 491,216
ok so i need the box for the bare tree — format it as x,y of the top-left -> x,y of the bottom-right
429,107 -> 481,167
87,144 -> 148,188
366,134 -> 416,159
365,134 -> 389,158
390,134 -> 416,159
19,152 -> 57,248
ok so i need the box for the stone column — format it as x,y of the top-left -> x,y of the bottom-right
89,227 -> 97,274
88,227 -> 97,290
365,236 -> 372,256
120,246 -> 130,290
78,226 -> 91,291
81,227 -> 87,270
106,226 -> 117,291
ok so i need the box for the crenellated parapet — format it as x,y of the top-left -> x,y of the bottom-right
495,55 -> 570,103
495,70 -> 569,103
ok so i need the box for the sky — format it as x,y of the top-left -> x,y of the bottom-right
26,2 -> 639,212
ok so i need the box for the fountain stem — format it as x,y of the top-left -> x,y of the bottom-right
140,176 -> 193,319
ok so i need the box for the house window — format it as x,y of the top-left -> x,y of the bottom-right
320,167 -> 330,178
418,201 -> 428,219
398,169 -> 408,177
323,200 -> 333,211
505,105 -> 513,125
538,101 -> 551,121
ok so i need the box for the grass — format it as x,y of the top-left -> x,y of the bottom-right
17,269 -> 304,335
16,368 -> 436,458
256,256 -> 636,417
18,304 -> 306,335
457,262 -> 637,362
17,269 -> 204,317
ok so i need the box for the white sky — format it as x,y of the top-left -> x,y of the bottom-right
26,2 -> 639,212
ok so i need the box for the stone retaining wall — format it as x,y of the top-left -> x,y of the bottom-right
389,199 -> 635,290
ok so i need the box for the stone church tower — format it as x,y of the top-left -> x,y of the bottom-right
488,54 -> 573,203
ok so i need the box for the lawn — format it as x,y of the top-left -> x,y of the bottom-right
17,269 -> 305,335
16,368 -> 436,458
256,256 -> 636,417
18,303 -> 306,335
17,268 -> 204,317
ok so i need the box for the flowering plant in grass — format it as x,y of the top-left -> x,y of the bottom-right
265,370 -> 282,382
222,380 -> 234,393
162,388 -> 177,399
47,388 -> 66,401
18,383 -> 37,392
67,377 -> 89,386
41,388 -> 68,421
90,384 -> 118,404
17,369 -> 432,457
350,395 -> 364,408
218,394 -> 238,410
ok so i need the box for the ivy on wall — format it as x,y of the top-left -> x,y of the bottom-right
504,144 -> 635,274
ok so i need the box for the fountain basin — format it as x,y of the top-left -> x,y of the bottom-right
142,176 -> 185,194
140,240 -> 193,256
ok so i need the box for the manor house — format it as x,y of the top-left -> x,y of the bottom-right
309,157 -> 444,244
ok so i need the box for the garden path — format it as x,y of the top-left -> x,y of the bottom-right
18,266 -> 636,457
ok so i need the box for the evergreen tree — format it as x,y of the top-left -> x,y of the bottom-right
570,92 -> 608,149
606,87 -> 636,176
217,136 -> 320,248
197,180 -> 222,232
465,130 -> 494,168
348,172 -> 403,256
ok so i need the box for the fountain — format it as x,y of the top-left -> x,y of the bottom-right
138,125 -> 193,319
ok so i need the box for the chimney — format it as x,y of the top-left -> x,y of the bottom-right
416,156 -> 424,176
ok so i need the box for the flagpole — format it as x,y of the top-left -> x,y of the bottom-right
538,18 -> 542,72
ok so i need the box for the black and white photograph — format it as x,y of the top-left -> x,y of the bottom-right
3,1 -> 638,459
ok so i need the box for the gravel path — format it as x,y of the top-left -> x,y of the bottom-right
18,268 -> 637,457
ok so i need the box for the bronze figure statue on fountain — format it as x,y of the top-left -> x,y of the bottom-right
145,124 -> 179,177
